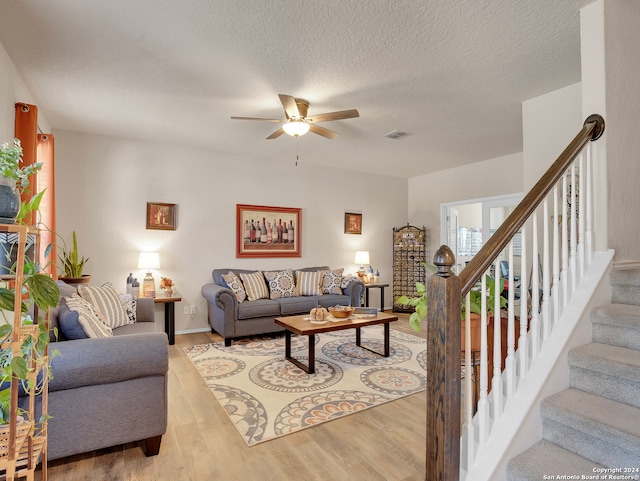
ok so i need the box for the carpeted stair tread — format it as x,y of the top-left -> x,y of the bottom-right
591,303 -> 640,328
541,389 -> 640,462
507,440 -> 605,481
610,268 -> 640,287
569,342 -> 640,383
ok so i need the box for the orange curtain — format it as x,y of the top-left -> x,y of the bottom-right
14,103 -> 39,226
14,102 -> 57,276
37,134 -> 57,277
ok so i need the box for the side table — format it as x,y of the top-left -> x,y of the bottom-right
153,292 -> 182,345
364,283 -> 389,312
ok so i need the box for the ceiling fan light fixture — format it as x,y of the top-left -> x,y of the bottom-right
282,120 -> 310,137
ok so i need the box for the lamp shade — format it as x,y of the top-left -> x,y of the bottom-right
138,252 -> 160,270
354,251 -> 370,265
282,120 -> 310,137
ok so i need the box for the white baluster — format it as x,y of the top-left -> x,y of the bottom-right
477,274 -> 490,443
561,173 -> 569,308
552,185 -> 561,326
578,152 -> 585,277
505,243 -> 516,398
585,143 -> 594,265
492,257 -> 503,418
542,196 -> 551,340
462,293 -> 475,468
531,211 -> 540,357
518,225 -> 529,378
570,164 -> 577,293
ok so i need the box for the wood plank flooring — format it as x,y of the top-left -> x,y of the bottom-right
38,314 -> 428,481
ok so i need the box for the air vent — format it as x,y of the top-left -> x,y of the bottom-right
384,130 -> 411,140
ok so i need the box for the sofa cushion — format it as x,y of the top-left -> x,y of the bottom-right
112,321 -> 159,336
296,270 -> 323,296
314,294 -> 352,309
278,296 -> 318,315
322,268 -> 344,295
237,299 -> 281,320
240,272 -> 269,301
58,300 -> 89,340
221,272 -> 247,303
64,295 -> 113,338
264,269 -> 296,299
78,283 -> 130,329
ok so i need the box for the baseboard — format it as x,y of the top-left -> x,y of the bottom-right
176,327 -> 211,335
612,259 -> 640,270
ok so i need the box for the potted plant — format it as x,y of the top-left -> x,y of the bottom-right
58,231 -> 90,285
0,138 -> 45,225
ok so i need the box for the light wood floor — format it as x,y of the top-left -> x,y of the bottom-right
38,314 -> 428,481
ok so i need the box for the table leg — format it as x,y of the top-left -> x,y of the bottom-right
355,323 -> 390,358
283,331 -> 315,374
380,286 -> 385,312
164,302 -> 175,345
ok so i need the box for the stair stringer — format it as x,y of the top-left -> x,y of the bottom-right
462,249 -> 614,481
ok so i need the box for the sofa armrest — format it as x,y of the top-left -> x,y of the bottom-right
342,279 -> 365,307
136,297 -> 154,322
201,283 -> 237,312
49,332 -> 168,392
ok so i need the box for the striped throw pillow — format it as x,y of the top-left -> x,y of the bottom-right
239,272 -> 269,301
78,283 -> 131,328
64,295 -> 113,338
296,270 -> 324,296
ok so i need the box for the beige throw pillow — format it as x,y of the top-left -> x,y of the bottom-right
222,272 -> 247,303
296,270 -> 324,296
239,272 -> 269,301
64,295 -> 113,338
78,282 -> 131,329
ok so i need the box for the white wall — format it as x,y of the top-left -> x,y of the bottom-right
408,152 -> 523,259
53,130 -> 408,332
522,83 -> 583,191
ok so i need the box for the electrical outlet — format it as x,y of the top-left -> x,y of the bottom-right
183,306 -> 189,315
189,305 -> 197,314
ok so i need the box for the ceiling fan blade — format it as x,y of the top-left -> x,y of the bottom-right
267,128 -> 285,140
308,124 -> 338,139
231,116 -> 283,122
278,94 -> 300,119
307,109 -> 359,123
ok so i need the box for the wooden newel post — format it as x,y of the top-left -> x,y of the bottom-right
425,245 -> 461,481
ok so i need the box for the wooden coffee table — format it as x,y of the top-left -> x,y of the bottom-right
274,312 -> 398,374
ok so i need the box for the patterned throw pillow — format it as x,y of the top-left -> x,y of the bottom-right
264,269 -> 296,299
296,270 -> 324,296
119,293 -> 137,323
221,272 -> 247,303
64,294 -> 113,338
322,268 -> 344,295
78,283 -> 131,329
239,272 -> 269,301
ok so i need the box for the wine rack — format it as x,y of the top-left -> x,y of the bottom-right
392,224 -> 428,313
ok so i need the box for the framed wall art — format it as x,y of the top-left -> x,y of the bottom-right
344,212 -> 362,234
236,204 -> 301,258
146,202 -> 176,230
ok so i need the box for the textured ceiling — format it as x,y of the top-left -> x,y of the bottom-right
0,0 -> 593,178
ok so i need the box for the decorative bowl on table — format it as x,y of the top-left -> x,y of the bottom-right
328,306 -> 354,318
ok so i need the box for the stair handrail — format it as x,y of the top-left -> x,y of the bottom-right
424,114 -> 605,481
458,114 -> 605,297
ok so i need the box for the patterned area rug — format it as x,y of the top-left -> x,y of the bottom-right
184,326 -> 427,446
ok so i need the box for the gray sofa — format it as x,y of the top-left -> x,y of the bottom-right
22,284 -> 169,461
202,266 -> 365,346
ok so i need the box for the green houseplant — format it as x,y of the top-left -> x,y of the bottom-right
396,264 -> 506,332
0,138 -> 45,224
58,230 -> 90,284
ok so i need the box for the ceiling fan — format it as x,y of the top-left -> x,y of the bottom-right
231,94 -> 359,140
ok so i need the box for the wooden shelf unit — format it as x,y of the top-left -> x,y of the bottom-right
0,224 -> 48,481
392,225 -> 428,313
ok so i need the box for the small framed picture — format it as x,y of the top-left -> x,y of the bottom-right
344,212 -> 362,234
147,202 -> 176,230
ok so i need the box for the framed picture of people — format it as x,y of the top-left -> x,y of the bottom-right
147,202 -> 176,230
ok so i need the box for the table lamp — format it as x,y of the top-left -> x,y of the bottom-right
138,252 -> 160,298
354,251 -> 370,276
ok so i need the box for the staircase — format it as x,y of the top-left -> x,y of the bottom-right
506,269 -> 640,479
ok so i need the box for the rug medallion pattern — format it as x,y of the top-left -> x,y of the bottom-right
185,325 -> 427,446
